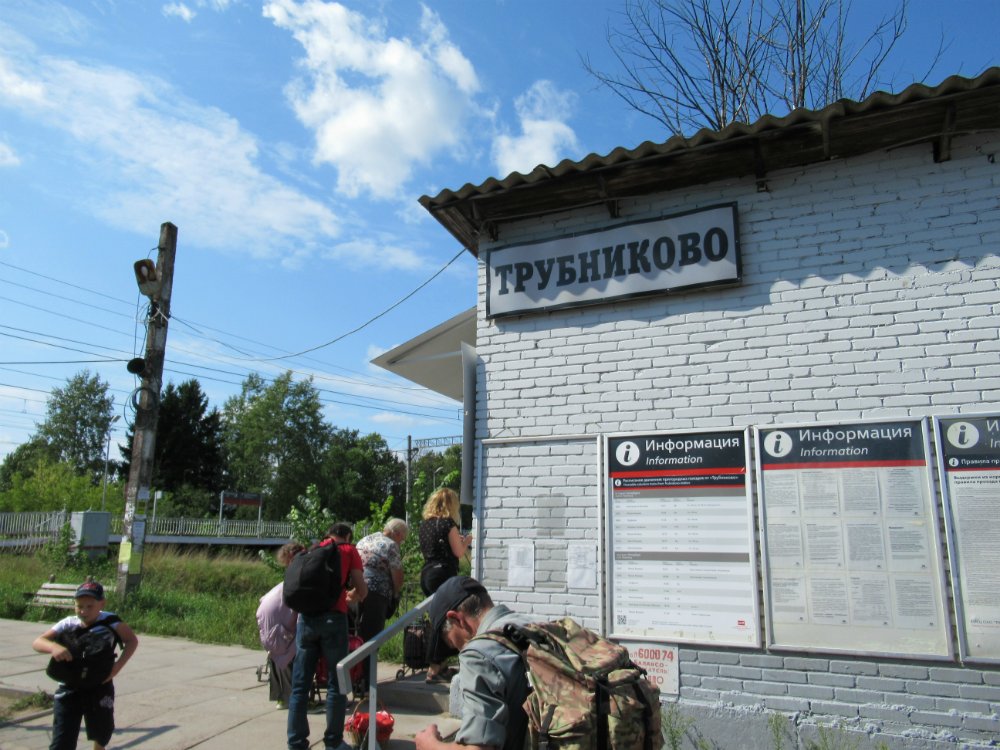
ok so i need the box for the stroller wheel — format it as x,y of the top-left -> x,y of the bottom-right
396,668 -> 405,680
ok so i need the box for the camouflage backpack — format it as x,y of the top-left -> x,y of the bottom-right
476,617 -> 663,750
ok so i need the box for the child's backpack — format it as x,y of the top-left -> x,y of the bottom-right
45,615 -> 124,689
283,542 -> 342,615
476,617 -> 663,750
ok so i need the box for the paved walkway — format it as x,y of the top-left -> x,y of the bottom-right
0,618 -> 456,750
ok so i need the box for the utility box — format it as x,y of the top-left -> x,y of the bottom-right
70,511 -> 111,559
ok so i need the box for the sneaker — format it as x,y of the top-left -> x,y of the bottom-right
331,741 -> 357,750
275,700 -> 287,710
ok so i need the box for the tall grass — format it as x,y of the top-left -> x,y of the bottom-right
0,546 -> 426,663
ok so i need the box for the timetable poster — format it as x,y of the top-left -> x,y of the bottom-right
606,430 -> 759,646
936,415 -> 1000,662
757,420 -> 951,658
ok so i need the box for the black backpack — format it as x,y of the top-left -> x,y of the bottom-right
45,615 -> 124,689
283,542 -> 343,615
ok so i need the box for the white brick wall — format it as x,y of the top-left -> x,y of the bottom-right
471,133 -> 1000,745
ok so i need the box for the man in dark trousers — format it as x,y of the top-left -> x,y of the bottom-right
287,522 -> 367,750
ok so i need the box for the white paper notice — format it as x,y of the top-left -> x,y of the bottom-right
567,543 -> 597,590
507,542 -> 535,587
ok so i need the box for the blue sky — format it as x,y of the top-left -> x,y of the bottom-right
1,0 -> 997,463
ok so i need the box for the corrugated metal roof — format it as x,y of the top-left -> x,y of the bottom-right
420,68 -> 1000,255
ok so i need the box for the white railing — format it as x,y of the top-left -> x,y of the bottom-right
111,516 -> 293,538
336,595 -> 435,750
0,511 -> 70,550
0,511 -> 293,546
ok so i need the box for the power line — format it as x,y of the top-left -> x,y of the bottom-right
0,260 -> 134,306
252,247 -> 466,362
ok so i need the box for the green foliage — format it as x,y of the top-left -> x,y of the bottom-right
123,380 -> 224,499
286,484 -> 335,546
110,546 -> 277,649
769,713 -> 788,750
359,494 -> 395,537
0,458 -> 109,512
36,370 -> 115,479
662,703 -> 695,750
322,428 -> 404,522
151,483 -> 217,518
223,372 -> 331,520
12,690 -> 54,711
804,726 -> 860,750
39,522 -> 84,570
0,437 -> 58,492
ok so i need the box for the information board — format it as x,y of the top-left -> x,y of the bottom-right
606,429 -> 759,647
756,419 -> 951,658
935,414 -> 1000,663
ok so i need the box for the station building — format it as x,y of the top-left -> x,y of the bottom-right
378,68 -> 1000,747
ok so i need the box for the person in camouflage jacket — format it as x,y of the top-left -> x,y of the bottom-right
415,577 -> 533,750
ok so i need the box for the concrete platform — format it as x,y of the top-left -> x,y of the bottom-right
0,618 -> 457,749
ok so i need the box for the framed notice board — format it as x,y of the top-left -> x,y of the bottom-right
755,419 -> 951,658
934,414 -> 1000,663
605,428 -> 760,647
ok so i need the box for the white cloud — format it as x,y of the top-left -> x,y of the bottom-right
492,80 -> 580,177
0,141 -> 20,167
321,237 -> 425,272
0,230 -> 9,248
162,4 -> 196,23
264,0 -> 480,200
0,44 -> 341,260
0,58 -> 47,105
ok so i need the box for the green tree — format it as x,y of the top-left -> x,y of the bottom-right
36,370 -> 115,481
0,437 -> 58,491
121,379 -> 225,515
321,429 -> 404,522
286,483 -> 335,546
222,372 -> 331,519
0,459 -> 105,512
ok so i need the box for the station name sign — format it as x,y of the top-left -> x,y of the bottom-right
486,203 -> 741,318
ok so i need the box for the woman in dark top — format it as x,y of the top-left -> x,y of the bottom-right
418,487 -> 472,682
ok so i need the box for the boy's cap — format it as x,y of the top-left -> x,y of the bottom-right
427,576 -> 487,661
75,581 -> 105,600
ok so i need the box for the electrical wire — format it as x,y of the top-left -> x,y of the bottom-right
0,260 -> 134,306
1,252 -> 468,425
250,247 -> 466,362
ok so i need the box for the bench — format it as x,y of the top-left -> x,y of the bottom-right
28,580 -> 115,610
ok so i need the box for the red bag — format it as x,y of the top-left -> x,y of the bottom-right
315,636 -> 363,686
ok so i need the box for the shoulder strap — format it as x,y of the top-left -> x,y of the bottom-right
471,622 -> 536,653
86,614 -> 124,650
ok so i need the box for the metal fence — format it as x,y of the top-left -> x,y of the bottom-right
0,511 -> 294,550
110,516 -> 294,538
0,511 -> 70,551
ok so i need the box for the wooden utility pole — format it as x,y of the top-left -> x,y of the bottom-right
117,222 -> 177,596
